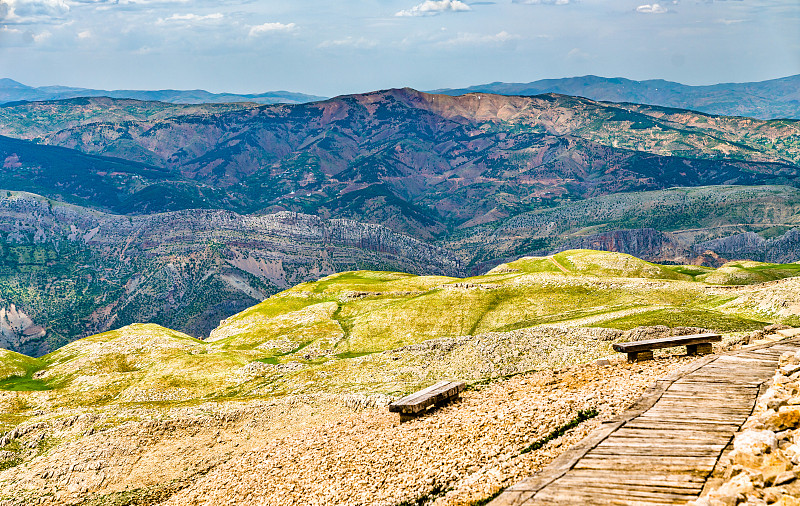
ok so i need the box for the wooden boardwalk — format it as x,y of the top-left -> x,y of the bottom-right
491,338 -> 800,505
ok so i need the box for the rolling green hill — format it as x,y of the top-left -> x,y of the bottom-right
0,248 -> 795,505
0,249 -> 796,417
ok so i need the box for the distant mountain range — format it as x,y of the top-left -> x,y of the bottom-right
4,75 -> 800,119
0,88 -> 798,353
432,74 -> 800,120
1,89 -> 796,240
0,78 -> 327,105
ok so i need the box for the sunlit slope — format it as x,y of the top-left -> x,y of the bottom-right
1,249 -> 798,414
23,324 -> 249,405
697,260 -> 800,285
208,250 -> 795,359
0,349 -> 44,383
493,250 -> 693,279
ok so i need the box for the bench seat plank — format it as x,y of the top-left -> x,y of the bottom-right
388,380 -> 465,415
613,333 -> 722,353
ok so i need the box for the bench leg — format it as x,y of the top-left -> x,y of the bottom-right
399,413 -> 417,423
627,351 -> 653,362
687,343 -> 713,356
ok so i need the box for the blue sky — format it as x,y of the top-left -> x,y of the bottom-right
0,0 -> 798,96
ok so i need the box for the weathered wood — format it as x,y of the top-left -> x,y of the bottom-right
554,474 -> 704,488
687,343 -> 713,355
574,456 -> 718,473
489,336 -> 800,505
628,350 -> 654,362
613,333 -> 722,354
564,469 -> 707,484
388,380 -> 465,420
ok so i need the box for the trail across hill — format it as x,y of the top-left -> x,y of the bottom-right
491,337 -> 800,505
547,256 -> 570,274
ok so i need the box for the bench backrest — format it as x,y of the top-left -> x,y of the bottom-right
612,333 -> 722,353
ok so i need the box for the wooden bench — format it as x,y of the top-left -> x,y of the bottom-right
612,333 -> 722,362
389,380 -> 466,422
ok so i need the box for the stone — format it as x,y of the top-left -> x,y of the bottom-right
733,430 -> 779,457
778,406 -> 800,430
773,471 -> 797,486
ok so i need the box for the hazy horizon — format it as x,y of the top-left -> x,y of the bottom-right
1,0 -> 798,98
2,72 -> 800,99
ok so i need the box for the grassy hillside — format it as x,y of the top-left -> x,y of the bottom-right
0,250 -> 795,417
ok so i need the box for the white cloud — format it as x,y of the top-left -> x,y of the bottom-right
636,3 -> 669,13
318,36 -> 377,49
157,12 -> 224,24
31,28 -> 49,41
77,29 -> 91,38
1,0 -> 69,24
248,21 -> 296,37
395,0 -> 471,17
716,18 -> 744,25
439,30 -> 519,47
567,47 -> 589,60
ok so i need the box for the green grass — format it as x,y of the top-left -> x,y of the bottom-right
699,261 -> 800,285
0,376 -> 52,391
664,265 -> 714,279
0,249 -> 795,411
335,351 -> 378,360
589,308 -> 768,332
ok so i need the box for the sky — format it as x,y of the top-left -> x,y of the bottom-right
0,0 -> 798,97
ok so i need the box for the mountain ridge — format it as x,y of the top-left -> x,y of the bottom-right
1,89 -> 797,240
0,78 -> 327,106
432,74 -> 800,120
0,88 -> 797,353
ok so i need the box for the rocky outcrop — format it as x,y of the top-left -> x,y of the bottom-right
557,228 -> 800,267
0,305 -> 46,357
695,229 -> 800,264
555,228 -> 694,263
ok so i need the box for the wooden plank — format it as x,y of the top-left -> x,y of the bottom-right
637,412 -> 749,420
590,448 -> 723,457
563,469 -> 707,484
613,334 -> 722,353
633,417 -> 746,425
641,409 -> 750,418
389,380 -> 451,408
553,479 -> 703,493
659,393 -> 755,401
622,421 -> 740,433
534,485 -> 699,503
388,380 -> 464,413
538,481 -> 702,497
593,444 -> 726,453
647,404 -> 753,409
668,382 -> 756,389
592,441 -> 726,450
575,457 -> 717,473
611,429 -> 732,441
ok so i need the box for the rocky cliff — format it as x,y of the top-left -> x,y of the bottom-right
0,192 -> 460,355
